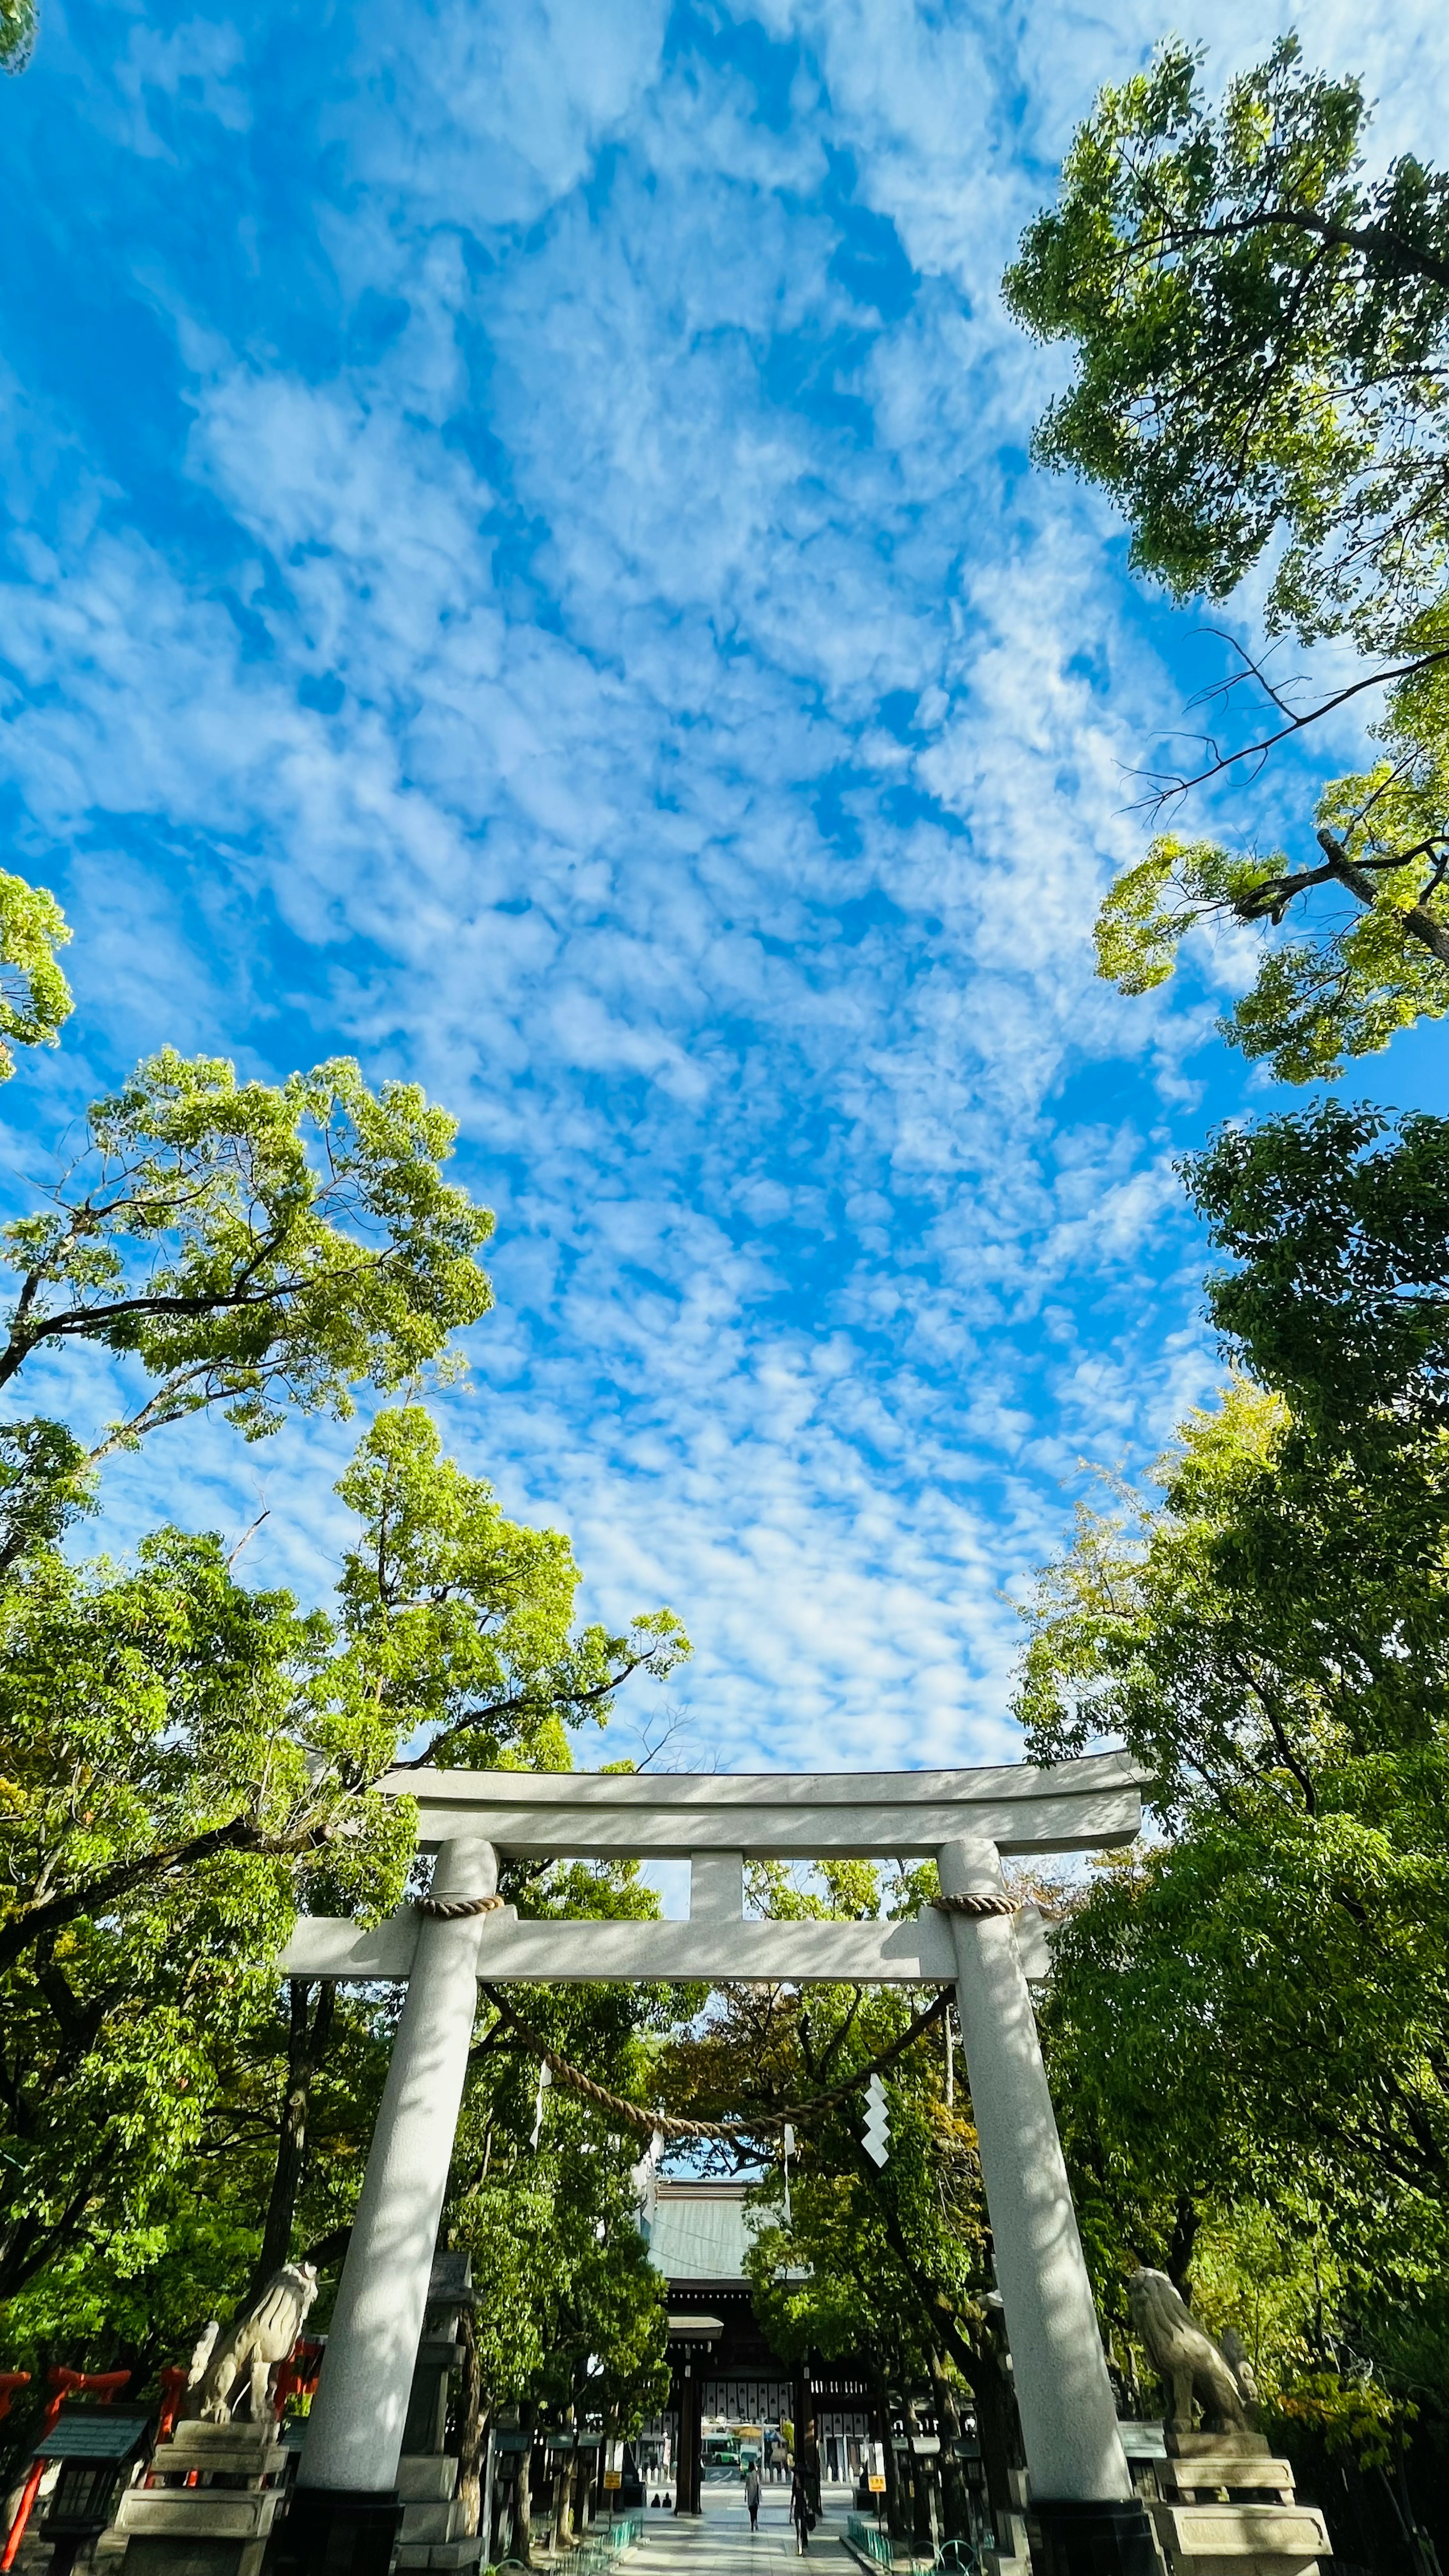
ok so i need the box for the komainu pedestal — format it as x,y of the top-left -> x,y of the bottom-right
1146,2430 -> 1330,2576
109,2418 -> 291,2576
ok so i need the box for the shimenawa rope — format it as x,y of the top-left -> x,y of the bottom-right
931,1892 -> 1020,1919
477,1978 -> 955,2141
414,1892 -> 507,1920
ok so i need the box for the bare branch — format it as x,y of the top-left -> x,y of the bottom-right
227,1508 -> 271,1570
1129,642 -> 1449,815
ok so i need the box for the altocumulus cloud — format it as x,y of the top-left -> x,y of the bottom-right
0,0 -> 1446,1774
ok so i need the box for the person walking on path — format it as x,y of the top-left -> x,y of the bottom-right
746,2466 -> 762,2534
790,2465 -> 812,2553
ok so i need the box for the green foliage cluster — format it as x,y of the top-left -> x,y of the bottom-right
0,892 -> 689,2478
334,1407 -> 685,1770
0,1046 -> 496,1449
454,1935 -> 679,2444
1093,675 -> 1449,1081
1016,1101 -> 1449,2488
1010,45 -> 1449,2541
1268,2373 -> 1409,2476
0,872 -> 70,1075
0,1366 -> 688,2359
0,0 -> 35,73
1005,35 -> 1449,652
1008,35 -> 1449,1082
653,1865 -> 1012,2542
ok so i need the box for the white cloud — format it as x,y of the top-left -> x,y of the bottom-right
8,0 -> 1433,1772
343,0 -> 671,226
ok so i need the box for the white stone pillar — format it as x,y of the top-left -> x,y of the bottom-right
690,1851 -> 744,1920
298,1835 -> 496,2495
938,1834 -> 1131,2505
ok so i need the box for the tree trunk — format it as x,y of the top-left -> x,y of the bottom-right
251,1980 -> 335,2297
1166,2193 -> 1198,2298
871,2364 -> 908,2545
853,2163 -> 1021,2542
1380,2459 -> 1445,2576
514,2401 -> 538,2567
929,2359 -> 972,2544
456,2308 -> 485,2538
904,2401 -> 934,2554
971,2332 -> 1022,2551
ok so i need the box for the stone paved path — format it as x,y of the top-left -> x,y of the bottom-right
626,2482 -> 853,2576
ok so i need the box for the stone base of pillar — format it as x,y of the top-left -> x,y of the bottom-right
1025,2496 -> 1161,2575
274,2488 -> 403,2574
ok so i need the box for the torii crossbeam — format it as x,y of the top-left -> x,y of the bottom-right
277,1757 -> 1161,2576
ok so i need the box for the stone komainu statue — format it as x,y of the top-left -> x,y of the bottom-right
1127,2267 -> 1252,2433
196,2261 -> 320,2424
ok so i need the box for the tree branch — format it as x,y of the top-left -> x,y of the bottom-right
0,1247 -> 384,1391
1132,643 -> 1449,810
1171,204 -> 1449,295
0,1811 -> 340,1974
391,1657 -> 655,1768
1317,829 -> 1449,964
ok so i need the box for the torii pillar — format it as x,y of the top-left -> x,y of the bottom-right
278,1835 -> 498,2573
274,1759 -> 1160,2576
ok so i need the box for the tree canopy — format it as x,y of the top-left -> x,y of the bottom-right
1093,669 -> 1449,1081
1004,35 -> 1449,658
1093,675 -> 1444,1077
0,1399 -> 688,2321
1014,1101 -> 1449,2540
0,0 -> 34,75
334,1406 -> 687,1770
1008,36 -> 1449,1078
0,1046 -> 495,1443
0,885 -> 690,2440
1005,60 -> 1449,2488
648,1862 -> 1019,2540
1183,1099 -> 1449,1438
0,1043 -> 499,1583
0,871 -> 71,1077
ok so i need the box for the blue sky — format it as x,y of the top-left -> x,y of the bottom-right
2,0 -> 1446,1782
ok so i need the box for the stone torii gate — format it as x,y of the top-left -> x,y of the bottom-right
274,1758 -> 1160,2576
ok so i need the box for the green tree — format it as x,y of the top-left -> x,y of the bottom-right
1006,35 -> 1449,1077
1182,1098 -> 1449,1441
0,0 -> 35,71
0,1522 -> 397,1995
0,1412 -> 688,2325
0,886 -> 692,2418
445,1868 -> 680,2547
655,1864 -> 1016,2539
0,871 -> 71,1075
1094,670 -> 1449,1081
749,2160 -> 938,2546
1013,1104 -> 1449,2538
0,1046 -> 497,1583
1004,36 -> 1449,664
0,1975 -> 392,2387
334,1407 -> 688,1769
0,1529 -> 378,2306
743,2052 -> 992,2547
0,1045 -> 494,1452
